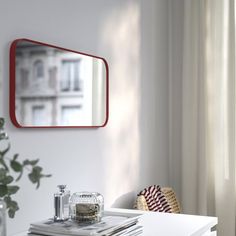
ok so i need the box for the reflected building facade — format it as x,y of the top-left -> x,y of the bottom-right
15,41 -> 106,126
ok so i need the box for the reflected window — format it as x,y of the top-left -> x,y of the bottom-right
15,61 -> 20,93
34,60 -> 44,79
20,69 -> 29,89
61,60 -> 81,91
32,105 -> 45,125
61,105 -> 81,125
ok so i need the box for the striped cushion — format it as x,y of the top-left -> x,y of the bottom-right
138,185 -> 171,213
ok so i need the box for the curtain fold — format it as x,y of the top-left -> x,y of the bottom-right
180,0 -> 235,235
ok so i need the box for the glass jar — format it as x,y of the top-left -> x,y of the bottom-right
0,199 -> 6,236
70,192 -> 104,224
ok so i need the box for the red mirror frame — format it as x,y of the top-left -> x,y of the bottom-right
9,38 -> 109,128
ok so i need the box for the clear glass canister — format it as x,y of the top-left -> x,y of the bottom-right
70,192 -> 104,224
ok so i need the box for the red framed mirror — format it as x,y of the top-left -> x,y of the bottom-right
10,39 -> 109,128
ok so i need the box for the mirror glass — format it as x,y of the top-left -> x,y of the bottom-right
10,39 -> 108,127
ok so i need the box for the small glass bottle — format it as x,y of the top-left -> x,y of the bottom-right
54,185 -> 70,221
0,199 -> 6,236
70,192 -> 104,224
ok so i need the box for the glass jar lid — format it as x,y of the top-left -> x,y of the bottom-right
70,192 -> 103,205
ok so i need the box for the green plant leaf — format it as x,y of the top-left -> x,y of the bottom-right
0,158 -> 9,171
0,130 -> 8,140
13,154 -> 19,161
12,157 -> 23,181
0,168 -> 7,181
4,196 -> 19,218
0,185 -> 8,197
8,200 -> 19,211
0,143 -> 11,156
7,186 -> 20,195
0,118 -> 8,140
28,172 -> 39,184
8,209 -> 15,218
1,175 -> 14,185
23,159 -> 39,166
28,166 -> 44,189
23,160 -> 30,166
4,196 -> 12,206
15,171 -> 23,182
8,201 -> 19,219
0,118 -> 4,128
10,160 -> 22,172
34,166 -> 42,172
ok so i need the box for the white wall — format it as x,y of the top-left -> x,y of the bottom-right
0,0 -> 170,234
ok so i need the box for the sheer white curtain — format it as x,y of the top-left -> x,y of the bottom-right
180,0 -> 235,235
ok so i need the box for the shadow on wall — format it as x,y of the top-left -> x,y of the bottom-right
100,0 -> 141,208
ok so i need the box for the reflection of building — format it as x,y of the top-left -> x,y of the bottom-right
15,41 -> 106,126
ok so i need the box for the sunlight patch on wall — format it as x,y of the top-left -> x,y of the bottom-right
101,1 -> 141,207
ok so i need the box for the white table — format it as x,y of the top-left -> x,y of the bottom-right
12,208 -> 217,236
108,208 -> 217,236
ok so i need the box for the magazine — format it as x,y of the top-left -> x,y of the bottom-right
28,214 -> 142,236
28,225 -> 142,236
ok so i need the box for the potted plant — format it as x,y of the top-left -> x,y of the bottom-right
0,117 -> 51,235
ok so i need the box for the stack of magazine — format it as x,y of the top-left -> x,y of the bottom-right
28,213 -> 143,236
